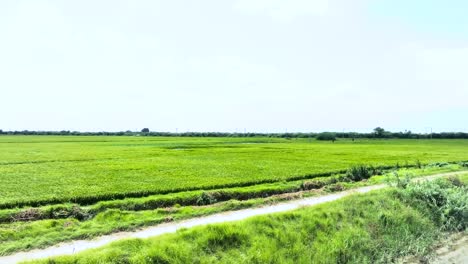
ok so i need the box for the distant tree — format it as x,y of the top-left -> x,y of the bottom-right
0,128 -> 467,139
373,127 -> 386,138
316,132 -> 337,141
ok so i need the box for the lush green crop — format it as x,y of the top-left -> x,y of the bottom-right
27,177 -> 467,264
1,165 -> 462,255
1,136 -> 468,208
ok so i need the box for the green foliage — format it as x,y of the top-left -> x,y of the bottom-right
28,179 -> 467,264
316,132 -> 337,141
344,165 -> 382,181
389,172 -> 411,188
428,162 -> 450,168
1,135 -> 468,258
0,198 -> 267,256
396,178 -> 467,231
373,127 -> 386,137
3,129 -> 468,139
196,192 -> 219,206
2,136 -> 467,209
2,166 -> 461,255
300,179 -> 326,190
415,159 -> 422,169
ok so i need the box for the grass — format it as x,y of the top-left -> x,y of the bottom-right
0,164 -> 461,225
25,176 -> 467,264
1,136 -> 468,256
0,165 -> 464,256
0,198 -> 267,255
1,136 -> 468,208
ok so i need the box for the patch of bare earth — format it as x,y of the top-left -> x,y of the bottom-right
431,234 -> 468,264
402,233 -> 467,264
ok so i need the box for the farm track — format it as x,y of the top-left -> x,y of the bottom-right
0,171 -> 464,264
431,235 -> 468,264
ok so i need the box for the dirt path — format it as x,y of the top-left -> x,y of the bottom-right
431,234 -> 468,264
0,171 -> 464,264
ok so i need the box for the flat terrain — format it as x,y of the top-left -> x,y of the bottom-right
1,136 -> 468,207
21,175 -> 468,264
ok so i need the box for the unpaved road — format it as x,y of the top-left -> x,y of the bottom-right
432,235 -> 468,264
0,171 -> 464,264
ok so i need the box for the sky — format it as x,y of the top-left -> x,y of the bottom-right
0,0 -> 467,133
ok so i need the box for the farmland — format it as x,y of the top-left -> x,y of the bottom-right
1,136 -> 468,258
25,175 -> 468,264
1,136 -> 468,208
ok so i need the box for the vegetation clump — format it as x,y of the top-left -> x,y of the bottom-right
428,162 -> 450,168
396,178 -> 467,231
316,132 -> 337,141
196,192 -> 219,206
2,129 -> 468,139
300,180 -> 326,190
344,165 -> 382,181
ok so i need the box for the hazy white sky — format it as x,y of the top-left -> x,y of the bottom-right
1,0 -> 467,132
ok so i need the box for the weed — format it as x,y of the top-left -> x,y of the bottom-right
196,192 -> 218,206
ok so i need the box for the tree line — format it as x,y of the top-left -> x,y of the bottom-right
0,127 -> 467,139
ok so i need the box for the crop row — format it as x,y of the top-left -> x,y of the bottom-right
2,162 -> 464,223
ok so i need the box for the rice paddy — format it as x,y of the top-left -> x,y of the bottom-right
1,136 -> 468,208
1,135 -> 468,259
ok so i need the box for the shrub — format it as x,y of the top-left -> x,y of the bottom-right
316,132 -> 336,141
389,172 -> 411,189
415,159 -> 422,169
301,180 -> 325,190
196,192 -> 219,205
397,178 -> 467,231
447,176 -> 464,187
345,165 -> 375,181
427,162 -> 449,168
13,208 -> 43,221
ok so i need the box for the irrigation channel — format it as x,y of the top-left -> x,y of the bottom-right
0,171 -> 465,263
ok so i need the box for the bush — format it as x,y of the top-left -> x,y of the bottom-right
389,172 -> 411,189
415,159 -> 422,169
12,208 -> 43,221
447,176 -> 464,187
316,132 -> 336,141
427,162 -> 449,168
345,165 -> 378,181
301,180 -> 325,190
196,192 -> 219,205
397,178 -> 467,231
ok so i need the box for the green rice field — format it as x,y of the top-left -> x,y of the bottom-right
1,136 -> 468,256
26,176 -> 468,264
1,136 -> 468,208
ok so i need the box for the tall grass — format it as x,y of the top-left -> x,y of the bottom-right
396,178 -> 467,231
1,166 -> 464,255
27,176 -> 467,264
